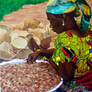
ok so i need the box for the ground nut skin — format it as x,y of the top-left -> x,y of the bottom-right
0,62 -> 61,92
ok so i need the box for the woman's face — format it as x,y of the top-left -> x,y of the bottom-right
47,13 -> 66,34
47,12 -> 89,37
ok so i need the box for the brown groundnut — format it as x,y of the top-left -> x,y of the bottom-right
0,62 -> 61,92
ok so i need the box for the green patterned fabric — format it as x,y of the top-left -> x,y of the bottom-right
76,0 -> 92,32
52,32 -> 91,67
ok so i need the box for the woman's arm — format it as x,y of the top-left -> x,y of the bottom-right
27,48 -> 54,63
40,48 -> 55,58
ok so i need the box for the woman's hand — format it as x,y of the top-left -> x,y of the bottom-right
27,51 -> 41,64
27,48 -> 54,64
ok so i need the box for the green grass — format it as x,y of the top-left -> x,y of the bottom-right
0,0 -> 48,20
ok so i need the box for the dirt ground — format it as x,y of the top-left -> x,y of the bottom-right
0,1 -> 92,26
0,2 -> 48,26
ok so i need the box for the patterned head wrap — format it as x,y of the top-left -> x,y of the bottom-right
46,0 -> 92,32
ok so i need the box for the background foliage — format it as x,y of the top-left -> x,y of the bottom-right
0,0 -> 48,20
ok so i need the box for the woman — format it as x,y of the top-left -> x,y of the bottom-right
27,0 -> 92,90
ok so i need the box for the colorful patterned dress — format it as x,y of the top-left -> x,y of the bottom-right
52,32 -> 92,74
51,32 -> 92,91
